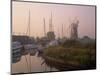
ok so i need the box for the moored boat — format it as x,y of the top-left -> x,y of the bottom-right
12,41 -> 22,63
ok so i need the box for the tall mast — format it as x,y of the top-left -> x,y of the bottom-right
28,10 -> 30,36
43,18 -> 46,37
28,9 -> 31,72
24,9 -> 31,73
62,24 -> 63,38
51,12 -> 53,31
49,12 -> 53,32
58,27 -> 60,38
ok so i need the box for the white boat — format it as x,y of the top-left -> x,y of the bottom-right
24,44 -> 38,50
46,40 -> 59,47
12,41 -> 22,63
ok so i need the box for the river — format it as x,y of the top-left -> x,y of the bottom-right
12,51 -> 58,74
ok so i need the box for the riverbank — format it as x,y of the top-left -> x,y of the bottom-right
43,40 -> 96,70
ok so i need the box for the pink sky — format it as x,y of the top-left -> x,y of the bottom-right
12,1 -> 96,39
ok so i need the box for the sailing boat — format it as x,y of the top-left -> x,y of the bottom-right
23,9 -> 36,56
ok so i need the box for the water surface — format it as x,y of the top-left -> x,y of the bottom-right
12,51 -> 58,74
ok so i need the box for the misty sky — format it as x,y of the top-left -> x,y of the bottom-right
12,1 -> 96,39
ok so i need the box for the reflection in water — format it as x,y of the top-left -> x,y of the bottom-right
12,51 -> 58,74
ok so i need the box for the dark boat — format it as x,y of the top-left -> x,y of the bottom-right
12,41 -> 22,63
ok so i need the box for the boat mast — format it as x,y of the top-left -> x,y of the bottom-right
58,27 -> 60,39
28,10 -> 30,37
28,9 -> 31,73
62,24 -> 63,38
24,9 -> 31,73
49,12 -> 53,32
43,18 -> 46,37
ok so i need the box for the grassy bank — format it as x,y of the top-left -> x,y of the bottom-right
43,39 -> 96,67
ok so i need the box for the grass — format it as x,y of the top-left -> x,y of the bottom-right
43,39 -> 96,66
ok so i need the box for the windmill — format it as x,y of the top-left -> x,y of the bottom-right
70,18 -> 79,40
